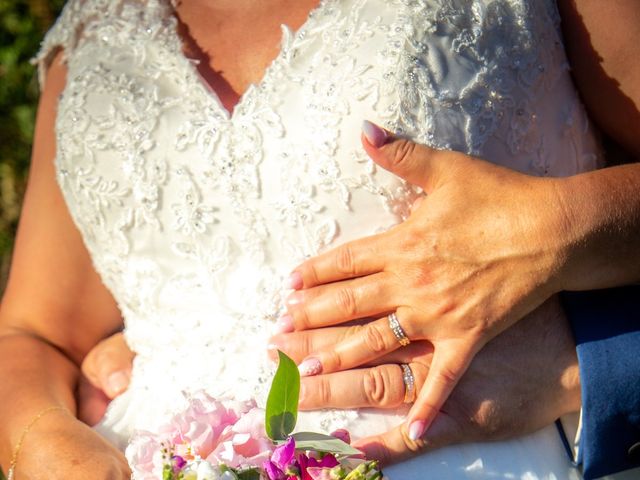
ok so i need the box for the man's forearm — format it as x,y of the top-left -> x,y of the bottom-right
555,162 -> 640,292
0,332 -> 79,469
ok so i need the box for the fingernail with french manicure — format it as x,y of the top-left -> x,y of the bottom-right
362,120 -> 389,148
285,272 -> 303,290
106,371 -> 129,396
408,420 -> 426,441
273,315 -> 294,334
298,357 -> 322,377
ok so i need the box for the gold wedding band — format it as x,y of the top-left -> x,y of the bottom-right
388,312 -> 410,347
401,364 -> 416,403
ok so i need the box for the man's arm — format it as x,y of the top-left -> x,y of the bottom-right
557,1 -> 640,478
562,288 -> 640,479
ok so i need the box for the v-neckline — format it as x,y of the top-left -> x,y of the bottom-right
167,0 -> 333,121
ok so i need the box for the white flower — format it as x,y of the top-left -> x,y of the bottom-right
197,461 -> 221,480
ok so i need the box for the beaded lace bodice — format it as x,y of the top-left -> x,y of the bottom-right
38,0 -> 599,454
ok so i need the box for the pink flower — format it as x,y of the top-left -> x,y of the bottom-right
208,406 -> 273,468
128,391 -> 272,476
305,468 -> 334,480
125,431 -> 165,480
298,452 -> 339,480
329,429 -> 351,445
166,391 -> 242,459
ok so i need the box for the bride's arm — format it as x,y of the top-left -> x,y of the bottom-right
0,52 -> 130,477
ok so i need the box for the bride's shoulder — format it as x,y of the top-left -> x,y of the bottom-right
34,0 -> 167,88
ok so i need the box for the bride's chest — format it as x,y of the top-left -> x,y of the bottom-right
53,0 -> 571,307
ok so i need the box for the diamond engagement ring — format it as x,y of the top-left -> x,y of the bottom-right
401,364 -> 416,403
388,312 -> 410,347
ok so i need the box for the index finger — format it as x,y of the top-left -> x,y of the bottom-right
290,232 -> 392,289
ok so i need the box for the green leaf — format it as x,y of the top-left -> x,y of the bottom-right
265,350 -> 300,440
290,432 -> 363,457
236,468 -> 261,480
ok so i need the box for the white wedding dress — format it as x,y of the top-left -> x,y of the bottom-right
37,0 -> 602,478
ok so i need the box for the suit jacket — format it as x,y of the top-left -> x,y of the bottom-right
562,287 -> 640,479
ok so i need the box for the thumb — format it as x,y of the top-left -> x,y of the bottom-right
76,375 -> 111,426
81,332 -> 135,399
351,413 -> 462,466
405,345 -> 473,442
361,120 -> 444,193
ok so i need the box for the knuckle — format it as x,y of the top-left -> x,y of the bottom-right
343,324 -> 363,341
362,323 -> 389,355
334,287 -> 358,318
292,306 -> 312,330
376,435 -> 397,465
434,364 -> 459,388
363,366 -> 396,407
304,262 -> 321,286
335,245 -> 357,276
400,426 -> 427,454
300,334 -> 314,359
471,401 -> 505,438
325,349 -> 344,372
392,140 -> 419,170
316,377 -> 333,407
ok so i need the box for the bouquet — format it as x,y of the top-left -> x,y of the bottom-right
126,351 -> 384,480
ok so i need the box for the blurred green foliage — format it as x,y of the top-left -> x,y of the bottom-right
0,0 -> 65,291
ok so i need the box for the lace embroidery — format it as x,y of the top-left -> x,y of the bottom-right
36,0 -> 601,445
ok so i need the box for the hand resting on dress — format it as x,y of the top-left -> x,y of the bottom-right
282,123 -> 640,440
271,295 -> 580,464
77,333 -> 135,426
80,297 -> 579,466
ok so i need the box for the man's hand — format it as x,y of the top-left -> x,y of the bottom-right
270,296 -> 581,465
77,332 -> 134,425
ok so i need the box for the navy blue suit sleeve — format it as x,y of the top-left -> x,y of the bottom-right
562,287 -> 640,479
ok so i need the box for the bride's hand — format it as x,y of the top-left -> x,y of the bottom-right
270,296 -> 580,464
78,332 -> 134,425
282,122 -> 574,439
11,408 -> 131,478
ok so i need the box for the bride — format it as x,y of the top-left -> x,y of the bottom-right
1,0 -> 639,478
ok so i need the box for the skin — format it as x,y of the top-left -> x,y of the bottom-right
0,1 -> 318,477
292,296 -> 581,462
3,0 -> 640,475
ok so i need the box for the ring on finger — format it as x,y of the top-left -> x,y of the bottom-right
401,364 -> 416,403
388,312 -> 410,347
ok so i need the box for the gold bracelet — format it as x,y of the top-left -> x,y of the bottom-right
7,405 -> 68,480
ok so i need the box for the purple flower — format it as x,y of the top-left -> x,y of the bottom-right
263,460 -> 287,480
172,455 -> 187,472
272,437 -> 296,470
264,437 -> 301,480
